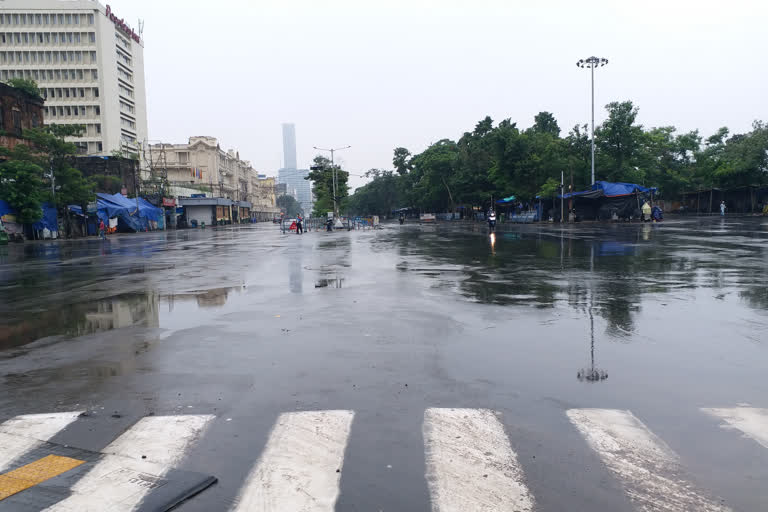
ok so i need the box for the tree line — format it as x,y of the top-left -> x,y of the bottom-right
347,101 -> 768,217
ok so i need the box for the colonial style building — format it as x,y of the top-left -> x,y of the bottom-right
148,136 -> 279,220
0,81 -> 44,152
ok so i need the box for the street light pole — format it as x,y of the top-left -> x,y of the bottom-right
313,145 -> 351,219
576,56 -> 608,185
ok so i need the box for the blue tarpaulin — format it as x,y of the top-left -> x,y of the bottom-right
0,200 -> 13,218
95,193 -> 163,232
31,202 -> 58,232
560,181 -> 657,199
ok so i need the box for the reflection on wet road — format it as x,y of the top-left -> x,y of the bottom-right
0,219 -> 767,511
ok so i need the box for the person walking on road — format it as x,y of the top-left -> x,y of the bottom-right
296,215 -> 303,234
720,201 -> 726,216
98,219 -> 106,239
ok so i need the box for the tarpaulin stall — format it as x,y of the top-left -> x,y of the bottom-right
559,181 -> 657,221
95,193 -> 163,232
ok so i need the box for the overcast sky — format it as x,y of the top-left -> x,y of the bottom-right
117,0 -> 767,189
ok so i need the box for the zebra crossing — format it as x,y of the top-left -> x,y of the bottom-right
0,406 -> 766,511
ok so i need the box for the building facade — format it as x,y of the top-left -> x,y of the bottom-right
148,136 -> 279,220
282,122 -> 296,169
0,0 -> 148,157
0,81 -> 44,152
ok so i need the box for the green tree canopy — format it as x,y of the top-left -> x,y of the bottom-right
276,194 -> 302,217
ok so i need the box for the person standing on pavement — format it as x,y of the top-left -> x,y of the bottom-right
642,201 -> 652,222
296,215 -> 303,234
720,201 -> 726,216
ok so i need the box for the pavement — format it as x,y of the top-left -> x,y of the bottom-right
1,218 -> 767,511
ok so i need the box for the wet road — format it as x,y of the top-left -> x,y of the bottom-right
1,218 -> 767,511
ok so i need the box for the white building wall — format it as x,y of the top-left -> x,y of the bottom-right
0,0 -> 147,157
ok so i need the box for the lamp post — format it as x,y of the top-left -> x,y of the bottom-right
313,145 -> 350,219
576,56 -> 608,185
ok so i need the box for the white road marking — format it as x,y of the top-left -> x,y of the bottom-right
44,414 -> 214,511
422,408 -> 534,512
0,411 -> 83,472
567,408 -> 731,512
231,410 -> 354,512
702,407 -> 768,449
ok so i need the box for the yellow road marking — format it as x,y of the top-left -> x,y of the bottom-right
0,455 -> 85,501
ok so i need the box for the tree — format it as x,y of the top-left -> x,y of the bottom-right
23,125 -> 95,211
596,101 -> 645,183
306,155 -> 349,217
0,159 -> 45,224
348,169 -> 402,216
276,194 -> 302,217
532,111 -> 561,137
392,147 -> 412,175
5,78 -> 42,99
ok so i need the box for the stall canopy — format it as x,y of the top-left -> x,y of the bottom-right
557,181 -> 657,220
1,200 -> 58,233
92,193 -> 163,232
560,181 -> 656,199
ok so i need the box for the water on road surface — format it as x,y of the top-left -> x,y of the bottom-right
0,218 -> 767,511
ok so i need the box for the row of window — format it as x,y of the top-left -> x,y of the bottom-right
0,31 -> 96,45
1,68 -> 98,83
41,87 -> 99,101
0,50 -> 98,65
73,141 -> 105,155
120,99 -> 135,115
1,13 -> 95,27
116,47 -> 131,66
118,83 -> 134,99
43,104 -> 101,119
117,67 -> 133,83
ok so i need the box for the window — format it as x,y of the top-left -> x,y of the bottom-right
88,14 -> 94,25
20,14 -> 26,25
89,32 -> 95,43
22,32 -> 28,43
74,33 -> 80,43
65,14 -> 71,25
36,14 -> 42,25
95,123 -> 101,134
95,105 -> 100,115
38,33 -> 43,43
52,33 -> 57,43
97,142 -> 102,152
67,33 -> 73,43
57,15 -> 64,25
92,69 -> 98,80
12,109 -> 21,133
13,14 -> 19,25
93,87 -> 99,98
65,106 -> 71,116
65,88 -> 69,97
74,14 -> 80,25
178,152 -> 189,164
63,70 -> 68,80
77,70 -> 83,80
44,14 -> 49,25
73,106 -> 78,116
80,106 -> 85,116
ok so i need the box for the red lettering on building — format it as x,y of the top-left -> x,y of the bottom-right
105,5 -> 141,43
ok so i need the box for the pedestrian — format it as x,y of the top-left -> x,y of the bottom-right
98,219 -> 106,239
720,201 -> 726,216
296,215 -> 303,235
642,201 -> 651,222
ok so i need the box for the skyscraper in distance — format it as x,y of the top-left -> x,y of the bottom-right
277,123 -> 312,215
282,123 -> 297,170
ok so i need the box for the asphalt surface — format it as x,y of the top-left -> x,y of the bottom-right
1,218 -> 767,511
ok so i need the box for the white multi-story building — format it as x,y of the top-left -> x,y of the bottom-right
0,0 -> 147,157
